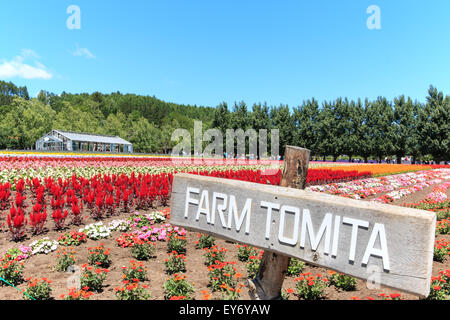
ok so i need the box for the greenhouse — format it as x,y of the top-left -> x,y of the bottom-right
35,130 -> 133,153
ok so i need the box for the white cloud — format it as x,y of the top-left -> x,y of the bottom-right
71,45 -> 96,59
0,50 -> 53,80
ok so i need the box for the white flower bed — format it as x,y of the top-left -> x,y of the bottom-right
79,222 -> 111,240
107,219 -> 131,232
30,237 -> 58,255
147,211 -> 166,223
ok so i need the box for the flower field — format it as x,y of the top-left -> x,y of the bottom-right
306,168 -> 450,202
0,154 -> 449,300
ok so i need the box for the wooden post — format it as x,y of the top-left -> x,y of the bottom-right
246,145 -> 310,300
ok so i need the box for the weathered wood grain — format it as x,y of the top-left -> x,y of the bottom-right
249,146 -> 310,300
170,173 -> 436,297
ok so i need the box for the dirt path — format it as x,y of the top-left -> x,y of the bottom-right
391,180 -> 450,206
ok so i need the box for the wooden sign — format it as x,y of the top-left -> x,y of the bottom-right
170,173 -> 436,297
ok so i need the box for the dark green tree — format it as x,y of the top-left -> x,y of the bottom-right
292,98 -> 320,156
315,100 -> 341,161
358,99 -> 373,163
347,99 -> 365,162
270,104 -> 294,157
365,97 -> 395,163
250,103 -> 271,158
392,96 -> 418,163
418,86 -> 450,163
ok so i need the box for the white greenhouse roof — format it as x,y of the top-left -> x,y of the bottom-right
53,130 -> 132,145
40,135 -> 63,143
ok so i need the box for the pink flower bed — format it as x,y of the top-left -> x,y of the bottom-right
307,169 -> 450,203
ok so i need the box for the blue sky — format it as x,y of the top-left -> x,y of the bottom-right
1,0 -> 449,108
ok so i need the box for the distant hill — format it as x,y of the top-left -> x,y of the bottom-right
0,81 -> 215,153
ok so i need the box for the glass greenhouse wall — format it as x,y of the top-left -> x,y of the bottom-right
35,130 -> 133,153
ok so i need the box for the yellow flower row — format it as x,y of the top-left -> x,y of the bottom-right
0,151 -> 183,158
320,164 -> 437,176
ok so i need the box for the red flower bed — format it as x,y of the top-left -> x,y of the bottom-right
306,169 -> 372,186
192,168 -> 371,187
0,166 -> 374,241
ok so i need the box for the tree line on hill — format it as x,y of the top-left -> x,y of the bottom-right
0,81 -> 214,154
0,81 -> 448,163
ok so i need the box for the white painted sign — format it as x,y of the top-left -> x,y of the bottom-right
170,173 -> 436,297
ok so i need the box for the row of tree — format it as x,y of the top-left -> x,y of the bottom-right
0,81 -> 448,162
212,86 -> 449,163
